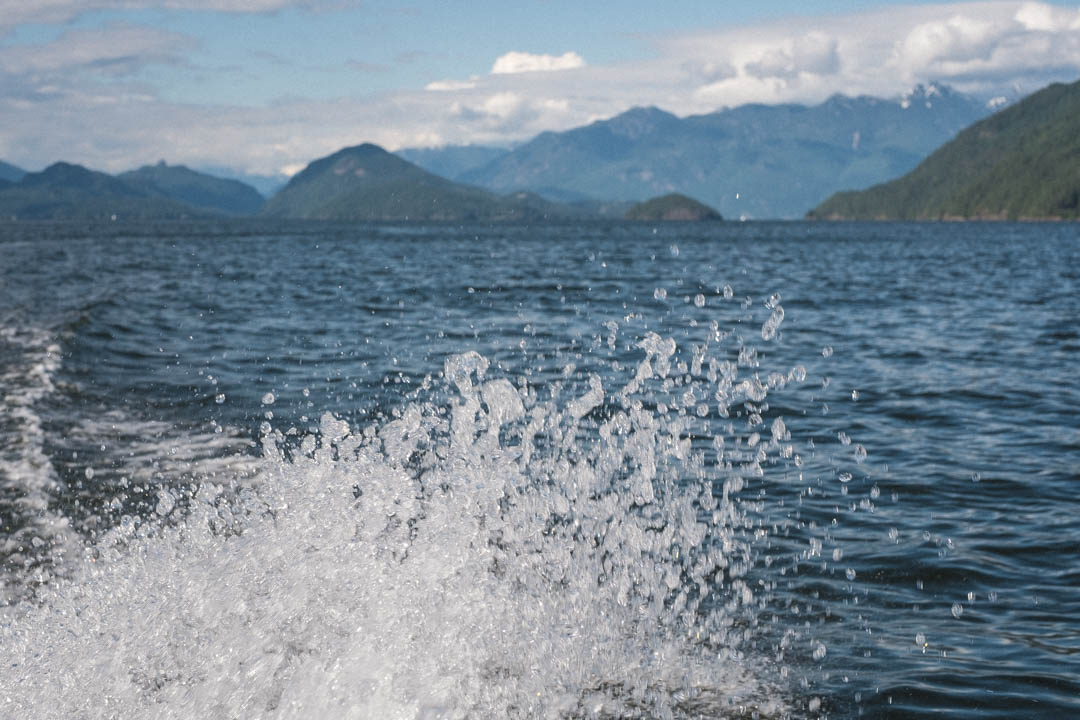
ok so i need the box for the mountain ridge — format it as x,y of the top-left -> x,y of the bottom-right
407,83 -> 995,219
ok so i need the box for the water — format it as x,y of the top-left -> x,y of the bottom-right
1,220 -> 1078,718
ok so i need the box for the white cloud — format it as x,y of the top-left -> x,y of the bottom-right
425,79 -> 477,91
490,51 -> 585,74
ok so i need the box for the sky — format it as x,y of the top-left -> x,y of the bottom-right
3,0 -> 1080,179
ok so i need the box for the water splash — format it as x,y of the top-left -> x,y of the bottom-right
0,328 -> 832,718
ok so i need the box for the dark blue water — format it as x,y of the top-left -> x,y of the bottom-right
1,220 -> 1078,718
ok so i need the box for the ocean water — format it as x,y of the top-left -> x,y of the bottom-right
0,220 -> 1077,718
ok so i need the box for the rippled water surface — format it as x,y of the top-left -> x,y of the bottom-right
1,220 -> 1078,718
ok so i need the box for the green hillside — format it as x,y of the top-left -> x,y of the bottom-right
809,79 -> 1080,220
120,161 -> 265,215
0,162 -> 206,220
262,144 -> 559,222
625,193 -> 721,221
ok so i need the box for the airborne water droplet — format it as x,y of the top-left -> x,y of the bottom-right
723,284 -> 734,299
854,445 -> 867,463
822,346 -> 834,358
84,467 -> 94,480
951,603 -> 964,618
215,393 -> 226,404
846,568 -> 857,581
812,643 -> 827,661
262,392 -> 275,405
653,287 -> 667,301
694,293 -> 705,308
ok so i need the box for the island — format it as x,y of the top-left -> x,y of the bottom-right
625,193 -> 722,221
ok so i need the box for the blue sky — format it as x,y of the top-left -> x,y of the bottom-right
3,1 -> 1080,178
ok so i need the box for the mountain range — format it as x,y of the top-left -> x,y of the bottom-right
398,83 -> 995,219
0,82 -> 1050,223
810,78 -> 1080,220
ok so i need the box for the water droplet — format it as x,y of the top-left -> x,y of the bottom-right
761,305 -> 784,340
809,697 -> 822,711
262,392 -> 275,405
215,393 -> 226,404
84,467 -> 94,480
791,365 -> 806,382
951,603 -> 963,618
846,568 -> 857,581
302,388 -> 310,397
813,643 -> 827,661
723,284 -> 734,298
694,293 -> 705,308
822,346 -> 834,358
653,287 -> 667,301
838,471 -> 853,483
851,389 -> 859,401
854,445 -> 867,463
259,421 -> 272,435
832,548 -> 843,562
838,431 -> 851,445
669,244 -> 679,257
971,472 -> 981,483
155,489 -> 175,517
967,591 -> 975,603
765,292 -> 782,309
870,484 -> 880,499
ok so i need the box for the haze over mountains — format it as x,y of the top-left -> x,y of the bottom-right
0,82 -> 1034,222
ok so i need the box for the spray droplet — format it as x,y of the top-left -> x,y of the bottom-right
832,548 -> 843,562
971,472 -> 981,483
694,293 -> 705,308
215,393 -> 226,404
845,568 -> 857,581
653,287 -> 667,301
765,292 -> 782,309
951,603 -> 964,618
812,643 -> 827,661
838,472 -> 853,483
262,392 -> 275,405
851,389 -> 859,401
822,346 -> 834,358
723,284 -> 734,299
854,445 -> 867,463
761,306 -> 784,341
669,244 -> 679,257
84,467 -> 94,480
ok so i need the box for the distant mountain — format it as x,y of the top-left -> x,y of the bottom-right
626,193 -> 721,221
457,84 -> 995,219
0,160 -> 26,183
809,79 -> 1080,220
120,161 -> 265,215
261,143 -> 567,222
395,145 -> 510,182
195,165 -> 289,198
0,162 -> 207,220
